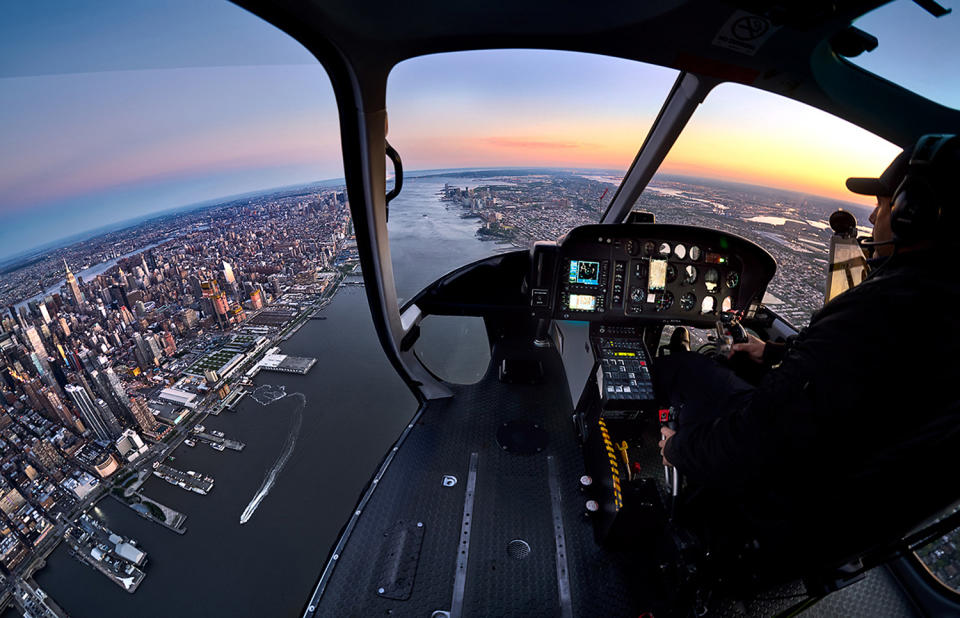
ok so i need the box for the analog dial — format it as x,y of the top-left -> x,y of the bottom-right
700,295 -> 716,315
674,244 -> 686,260
665,263 -> 677,283
704,268 -> 720,293
658,242 -> 671,257
689,246 -> 701,261
643,241 -> 656,256
680,292 -> 697,312
683,265 -> 697,285
721,296 -> 732,313
726,271 -> 740,288
630,287 -> 645,304
656,291 -> 674,312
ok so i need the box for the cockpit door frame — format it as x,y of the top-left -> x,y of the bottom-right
601,71 -> 719,224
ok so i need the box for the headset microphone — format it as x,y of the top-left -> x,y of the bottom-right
858,237 -> 895,247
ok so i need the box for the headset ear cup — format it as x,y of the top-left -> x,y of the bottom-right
889,184 -> 912,241
891,179 -> 939,242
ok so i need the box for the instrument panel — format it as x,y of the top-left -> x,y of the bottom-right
529,223 -> 776,327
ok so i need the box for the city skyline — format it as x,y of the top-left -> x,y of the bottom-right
3,1 -> 958,260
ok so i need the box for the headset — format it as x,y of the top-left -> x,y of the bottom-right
889,133 -> 959,243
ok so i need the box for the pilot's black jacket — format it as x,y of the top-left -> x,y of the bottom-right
662,247 -> 960,568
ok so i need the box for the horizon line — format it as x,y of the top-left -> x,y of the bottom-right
1,166 -> 871,265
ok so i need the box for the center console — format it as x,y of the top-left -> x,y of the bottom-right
532,223 -> 776,545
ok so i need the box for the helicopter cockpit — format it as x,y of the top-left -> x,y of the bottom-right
220,0 -> 960,615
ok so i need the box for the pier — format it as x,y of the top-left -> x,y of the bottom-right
195,432 -> 245,451
152,463 -> 214,495
255,353 -> 317,375
65,513 -> 147,593
108,493 -> 187,535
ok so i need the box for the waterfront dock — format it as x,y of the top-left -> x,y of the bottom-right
223,387 -> 247,411
255,353 -> 317,375
195,432 -> 245,451
152,463 -> 214,495
65,513 -> 147,593
108,493 -> 187,535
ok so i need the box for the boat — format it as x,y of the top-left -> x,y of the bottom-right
183,439 -> 196,447
210,443 -> 226,451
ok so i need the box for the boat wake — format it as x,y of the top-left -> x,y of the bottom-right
240,385 -> 305,525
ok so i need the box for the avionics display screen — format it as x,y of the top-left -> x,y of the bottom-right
568,294 -> 597,311
648,258 -> 667,291
568,260 -> 600,286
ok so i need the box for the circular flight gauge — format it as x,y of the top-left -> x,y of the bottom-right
674,244 -> 686,260
704,268 -> 720,292
656,291 -> 674,312
666,263 -> 677,283
643,241 -> 656,256
726,271 -> 740,288
721,296 -> 732,313
701,295 -> 716,315
658,242 -> 671,256
625,239 -> 640,256
680,292 -> 697,312
689,246 -> 701,261
683,265 -> 697,285
630,287 -> 645,304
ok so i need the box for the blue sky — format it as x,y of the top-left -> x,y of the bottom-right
0,0 -> 957,260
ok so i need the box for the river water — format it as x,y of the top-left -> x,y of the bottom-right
31,177 -> 513,617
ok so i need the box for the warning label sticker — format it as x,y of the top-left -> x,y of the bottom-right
712,10 -> 780,56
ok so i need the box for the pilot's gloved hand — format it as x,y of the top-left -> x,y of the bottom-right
659,426 -> 676,466
729,332 -> 766,363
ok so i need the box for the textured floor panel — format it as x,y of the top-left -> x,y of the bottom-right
801,566 -> 920,618
312,339 -> 919,617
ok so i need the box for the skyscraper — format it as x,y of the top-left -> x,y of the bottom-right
127,396 -> 158,434
65,384 -> 121,441
23,326 -> 47,358
222,260 -> 236,285
64,259 -> 84,307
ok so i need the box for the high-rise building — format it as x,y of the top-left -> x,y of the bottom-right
116,429 -> 148,461
65,384 -> 121,441
64,259 -> 84,306
23,326 -> 47,358
128,396 -> 158,434
222,260 -> 236,284
201,280 -> 220,298
249,289 -> 263,310
161,331 -> 176,356
213,292 -> 229,316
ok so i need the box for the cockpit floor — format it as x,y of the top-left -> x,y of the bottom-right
307,339 -> 920,617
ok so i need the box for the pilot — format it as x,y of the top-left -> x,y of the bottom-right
655,134 -> 960,580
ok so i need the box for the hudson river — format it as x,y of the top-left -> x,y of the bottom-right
30,176 -> 510,617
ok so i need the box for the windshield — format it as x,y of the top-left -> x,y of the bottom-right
850,0 -> 960,110
385,50 -> 678,301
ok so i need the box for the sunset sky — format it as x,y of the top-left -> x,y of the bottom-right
0,0 -> 956,260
